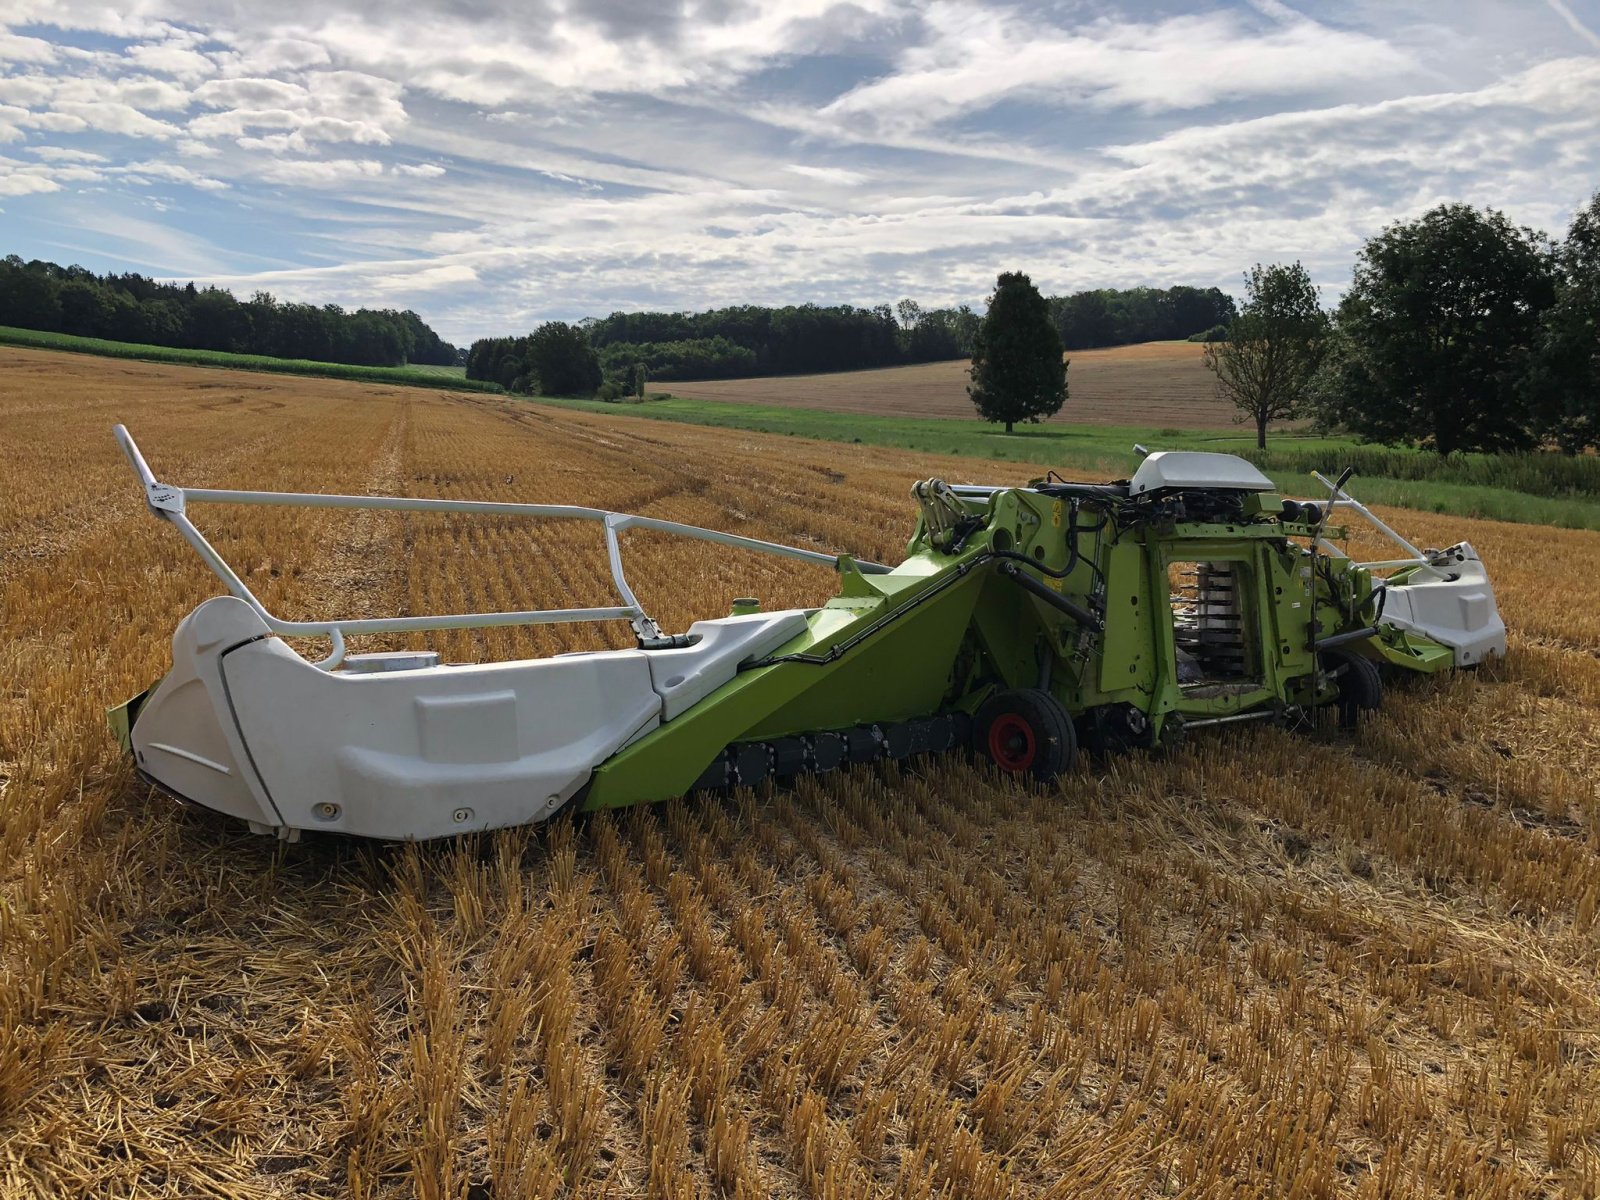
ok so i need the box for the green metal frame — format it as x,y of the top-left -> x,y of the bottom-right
581,481 -> 1456,810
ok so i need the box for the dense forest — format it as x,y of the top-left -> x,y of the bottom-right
467,285 -> 1237,388
0,256 -> 459,368
1047,285 -> 1237,350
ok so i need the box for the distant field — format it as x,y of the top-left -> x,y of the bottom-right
0,325 -> 497,392
669,340 -> 1235,428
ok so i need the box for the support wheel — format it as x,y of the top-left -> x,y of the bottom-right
1321,649 -> 1382,728
976,689 -> 1077,779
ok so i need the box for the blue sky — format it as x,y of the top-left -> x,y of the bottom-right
2,0 -> 1597,346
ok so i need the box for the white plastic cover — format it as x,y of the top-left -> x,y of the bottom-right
645,611 -> 810,721
1378,542 -> 1507,667
1129,451 -> 1276,495
130,596 -> 814,839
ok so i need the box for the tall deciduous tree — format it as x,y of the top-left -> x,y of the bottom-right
526,321 -> 602,397
1319,204 -> 1556,454
1528,190 -> 1600,453
968,272 -> 1067,434
1203,262 -> 1329,449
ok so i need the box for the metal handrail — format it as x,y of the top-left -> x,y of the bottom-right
1310,470 -> 1429,571
114,425 -> 888,670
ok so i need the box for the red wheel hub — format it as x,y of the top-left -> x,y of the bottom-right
988,713 -> 1037,772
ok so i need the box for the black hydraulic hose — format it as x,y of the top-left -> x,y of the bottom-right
1313,625 -> 1379,651
991,548 -> 1077,579
998,562 -> 1104,631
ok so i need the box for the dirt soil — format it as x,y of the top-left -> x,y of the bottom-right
668,340 -> 1242,429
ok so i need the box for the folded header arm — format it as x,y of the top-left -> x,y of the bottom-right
113,424 -> 889,670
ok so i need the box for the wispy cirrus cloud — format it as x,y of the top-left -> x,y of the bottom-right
0,0 -> 1595,344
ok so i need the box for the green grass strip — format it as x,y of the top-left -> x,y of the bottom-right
531,394 -> 1600,532
0,326 -> 501,393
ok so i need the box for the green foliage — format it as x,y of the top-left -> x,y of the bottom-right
587,303 -> 914,377
1049,286 -> 1236,349
466,322 -> 602,397
0,255 -> 459,368
968,272 -> 1067,434
584,291 -> 1222,384
597,336 -> 757,381
526,321 -> 602,396
0,325 -> 501,392
1187,324 -> 1229,343
1204,262 -> 1329,448
1239,443 -> 1600,499
1319,204 -> 1557,455
1527,190 -> 1600,453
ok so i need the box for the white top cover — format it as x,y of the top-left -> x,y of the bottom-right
1129,451 -> 1275,495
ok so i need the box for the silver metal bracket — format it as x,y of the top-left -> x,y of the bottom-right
146,482 -> 185,515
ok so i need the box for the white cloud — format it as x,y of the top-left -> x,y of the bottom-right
109,76 -> 191,111
23,110 -> 89,133
0,76 -> 56,106
786,164 -> 870,186
194,77 -> 309,110
0,174 -> 60,197
821,3 -> 1417,136
374,262 -> 477,290
119,158 -> 228,190
188,107 -> 300,138
50,100 -> 180,138
3,0 -> 1596,345
127,40 -> 215,81
29,145 -> 106,162
256,157 -> 384,184
0,30 -> 57,64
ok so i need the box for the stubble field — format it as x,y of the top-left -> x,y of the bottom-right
3,345 -> 1600,1198
667,341 -> 1237,429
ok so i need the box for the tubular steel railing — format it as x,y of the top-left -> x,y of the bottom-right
115,425 -> 888,670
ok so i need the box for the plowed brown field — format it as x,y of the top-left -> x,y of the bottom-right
668,341 -> 1235,429
3,345 -> 1599,1199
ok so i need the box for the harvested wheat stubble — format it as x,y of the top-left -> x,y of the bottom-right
2,344 -> 1600,1198
666,340 -> 1248,430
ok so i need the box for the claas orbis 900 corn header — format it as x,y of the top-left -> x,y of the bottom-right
110,426 -> 1505,842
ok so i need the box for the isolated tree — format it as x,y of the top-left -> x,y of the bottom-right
622,360 -> 648,399
895,298 -> 923,330
968,272 -> 1067,434
1527,190 -> 1600,452
526,321 -> 602,397
1203,262 -> 1329,449
1319,204 -> 1556,454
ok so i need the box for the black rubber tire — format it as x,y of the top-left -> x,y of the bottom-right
975,688 -> 1077,779
1322,649 -> 1383,728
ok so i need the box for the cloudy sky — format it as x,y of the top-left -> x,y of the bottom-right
2,1 -> 1597,345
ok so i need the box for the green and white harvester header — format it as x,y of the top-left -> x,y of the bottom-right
110,426 -> 1504,842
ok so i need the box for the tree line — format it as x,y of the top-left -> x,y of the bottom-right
0,256 -> 460,368
945,190 -> 1598,456
583,302 -> 975,381
1200,191 -> 1600,453
465,285 -> 1236,397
